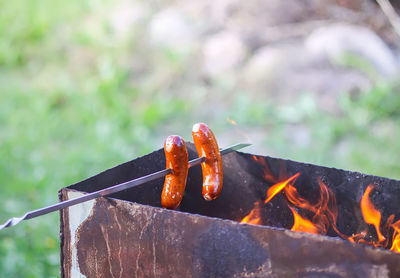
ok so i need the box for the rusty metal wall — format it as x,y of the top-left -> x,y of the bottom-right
60,189 -> 400,278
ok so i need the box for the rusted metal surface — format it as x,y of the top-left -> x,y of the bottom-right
60,190 -> 400,278
59,143 -> 400,277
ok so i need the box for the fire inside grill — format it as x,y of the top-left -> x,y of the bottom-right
59,143 -> 400,277
240,160 -> 400,253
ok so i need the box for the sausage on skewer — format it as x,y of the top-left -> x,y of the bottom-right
192,123 -> 223,201
161,135 -> 189,209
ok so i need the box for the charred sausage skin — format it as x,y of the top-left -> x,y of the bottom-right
161,135 -> 189,209
192,123 -> 223,201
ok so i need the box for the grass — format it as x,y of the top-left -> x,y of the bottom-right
0,1 -> 399,277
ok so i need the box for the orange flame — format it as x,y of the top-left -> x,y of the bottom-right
240,201 -> 262,225
360,185 -> 386,242
286,179 -> 340,236
241,172 -> 341,237
226,117 -> 252,143
314,179 -> 347,238
265,173 -> 300,204
289,206 -> 320,235
239,159 -> 400,254
347,230 -> 368,243
252,155 -> 277,184
284,181 -> 315,212
226,117 -> 237,125
390,220 -> 400,253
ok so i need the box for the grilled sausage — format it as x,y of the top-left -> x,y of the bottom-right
161,135 -> 189,209
192,123 -> 223,201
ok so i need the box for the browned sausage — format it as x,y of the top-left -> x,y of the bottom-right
161,135 -> 189,209
192,123 -> 223,201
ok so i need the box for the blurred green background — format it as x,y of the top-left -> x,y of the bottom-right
0,0 -> 399,276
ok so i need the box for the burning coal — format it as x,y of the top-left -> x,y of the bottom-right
240,157 -> 400,254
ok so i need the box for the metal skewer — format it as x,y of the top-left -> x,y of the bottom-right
0,143 -> 251,231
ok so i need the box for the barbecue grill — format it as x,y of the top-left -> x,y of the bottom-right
59,143 -> 400,277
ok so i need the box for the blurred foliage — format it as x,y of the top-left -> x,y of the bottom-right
0,0 -> 399,277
